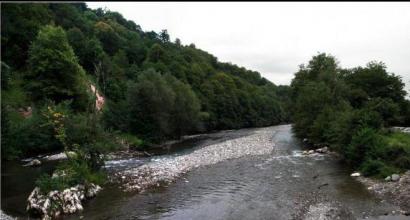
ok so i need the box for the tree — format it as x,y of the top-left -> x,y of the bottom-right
147,43 -> 166,63
200,72 -> 241,129
126,69 -> 201,141
67,28 -> 105,73
1,3 -> 52,67
165,74 -> 201,137
94,21 -> 120,55
345,62 -> 407,105
175,38 -> 182,46
26,25 -> 89,110
159,29 -> 170,43
127,69 -> 175,141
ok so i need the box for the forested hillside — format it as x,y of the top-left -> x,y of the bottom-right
291,53 -> 410,177
1,3 -> 288,160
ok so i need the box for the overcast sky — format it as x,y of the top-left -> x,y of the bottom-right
87,2 -> 410,92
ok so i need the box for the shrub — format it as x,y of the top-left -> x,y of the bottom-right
345,127 -> 383,166
4,106 -> 63,158
36,160 -> 106,193
359,159 -> 398,178
35,174 -> 71,193
383,132 -> 410,170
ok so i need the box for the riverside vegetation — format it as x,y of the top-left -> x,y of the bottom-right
1,2 -> 410,219
290,53 -> 410,178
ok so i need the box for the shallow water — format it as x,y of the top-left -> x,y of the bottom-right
2,125 -> 407,219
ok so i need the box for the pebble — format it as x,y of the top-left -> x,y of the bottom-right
351,172 -> 361,177
116,127 -> 276,192
391,174 -> 400,182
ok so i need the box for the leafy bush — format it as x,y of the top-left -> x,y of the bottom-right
360,159 -> 398,178
2,106 -> 63,159
291,53 -> 409,178
35,174 -> 71,193
383,132 -> 410,170
36,160 -> 106,193
345,127 -> 383,166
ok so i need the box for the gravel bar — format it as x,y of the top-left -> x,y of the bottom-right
113,126 -> 277,192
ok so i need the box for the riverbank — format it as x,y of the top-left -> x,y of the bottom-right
0,210 -> 15,220
356,171 -> 410,214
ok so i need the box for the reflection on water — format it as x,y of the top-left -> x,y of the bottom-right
1,160 -> 58,216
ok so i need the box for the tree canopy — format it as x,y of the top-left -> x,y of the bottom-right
1,3 -> 289,159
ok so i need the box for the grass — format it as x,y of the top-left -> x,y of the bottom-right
385,132 -> 410,149
359,131 -> 410,178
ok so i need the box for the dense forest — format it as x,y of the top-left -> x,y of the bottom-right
291,53 -> 410,177
1,3 -> 289,163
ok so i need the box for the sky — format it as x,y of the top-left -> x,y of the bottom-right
87,2 -> 410,92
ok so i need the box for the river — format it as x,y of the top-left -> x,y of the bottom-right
1,125 -> 407,219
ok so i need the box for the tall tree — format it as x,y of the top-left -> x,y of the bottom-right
26,25 -> 89,110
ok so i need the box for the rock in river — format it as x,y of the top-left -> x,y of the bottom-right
391,174 -> 400,182
351,172 -> 361,177
23,159 -> 41,167
27,183 -> 101,220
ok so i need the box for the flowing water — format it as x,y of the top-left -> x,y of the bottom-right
1,125 -> 407,219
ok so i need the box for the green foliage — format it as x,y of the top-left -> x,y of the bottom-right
26,25 -> 90,110
359,160 -> 398,178
1,105 -> 63,160
345,127 -> 383,166
126,69 -> 201,141
43,102 -> 116,170
94,21 -> 120,55
1,3 -> 52,67
382,132 -> 410,170
118,133 -> 144,150
36,160 -> 106,193
291,53 -> 410,177
35,174 -> 71,192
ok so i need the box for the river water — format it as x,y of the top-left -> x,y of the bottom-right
1,125 -> 407,219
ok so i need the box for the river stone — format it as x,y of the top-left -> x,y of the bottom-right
23,159 -> 41,167
351,172 -> 361,177
0,210 -> 16,220
304,202 -> 355,220
315,147 -> 329,154
27,184 -> 102,219
391,174 -> 400,182
385,176 -> 392,181
117,127 -> 277,192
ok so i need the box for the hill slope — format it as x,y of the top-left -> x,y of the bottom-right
1,3 -> 289,158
